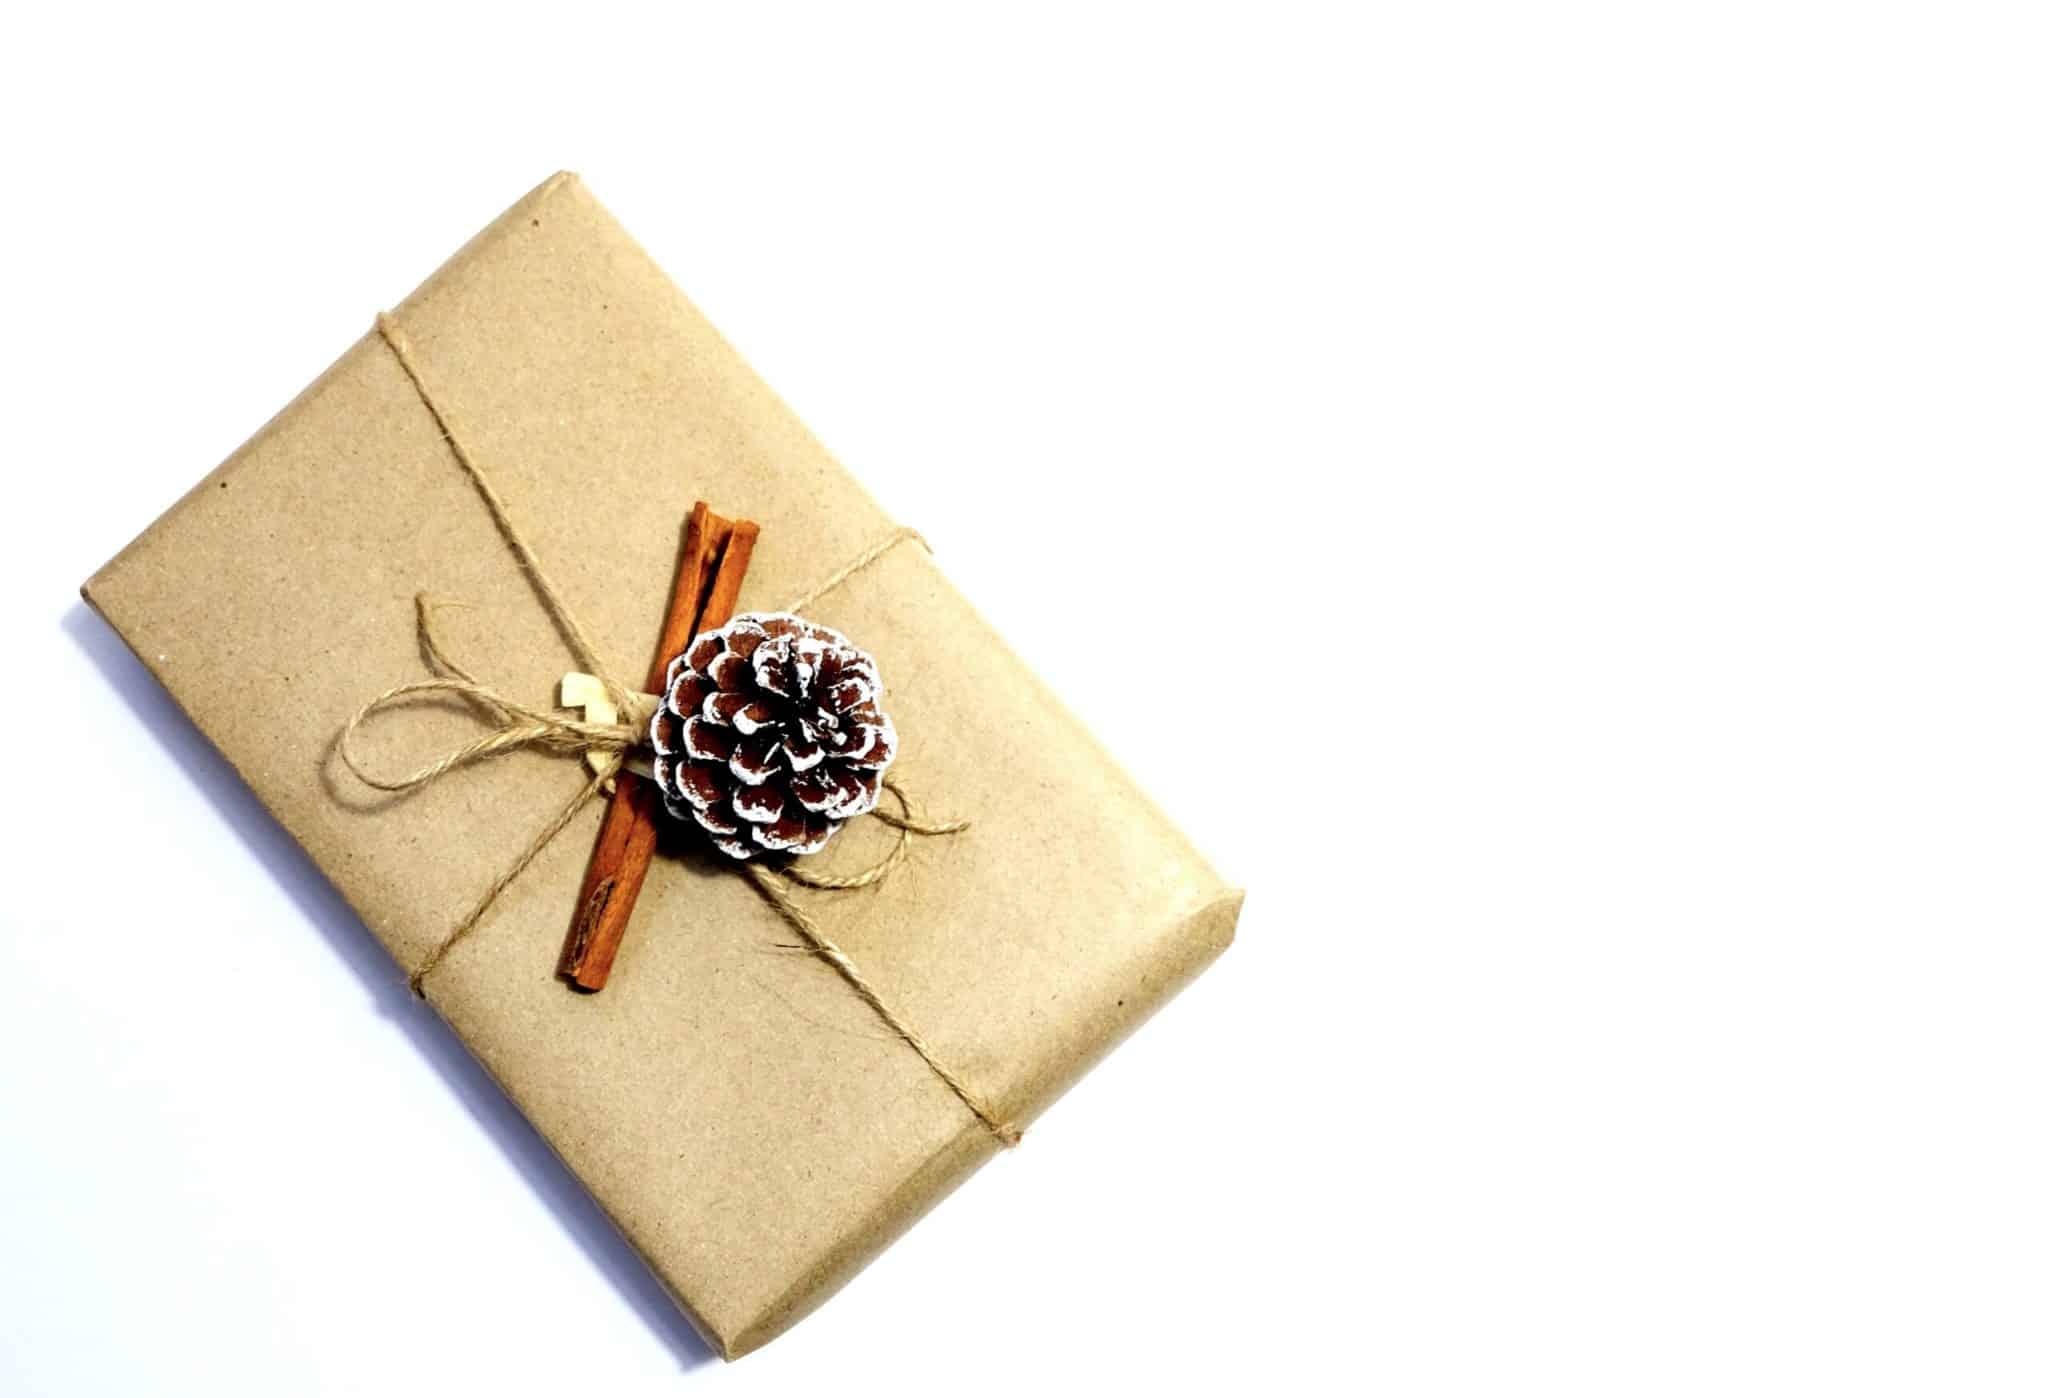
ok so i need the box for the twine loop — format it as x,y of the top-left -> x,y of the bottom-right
340,599 -> 650,796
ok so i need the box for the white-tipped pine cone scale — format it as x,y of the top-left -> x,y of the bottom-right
650,612 -> 898,859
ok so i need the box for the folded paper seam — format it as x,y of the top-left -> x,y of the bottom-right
353,312 -> 1021,1147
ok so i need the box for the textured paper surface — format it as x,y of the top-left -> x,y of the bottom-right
82,173 -> 1239,1357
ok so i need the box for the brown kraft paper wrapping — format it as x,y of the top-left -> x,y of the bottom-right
81,172 -> 1241,1358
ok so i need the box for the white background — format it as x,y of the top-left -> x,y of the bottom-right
3,4 -> 2045,1394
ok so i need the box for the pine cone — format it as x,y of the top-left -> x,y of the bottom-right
649,612 -> 897,859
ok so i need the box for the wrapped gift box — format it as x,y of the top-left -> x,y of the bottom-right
82,172 -> 1240,1357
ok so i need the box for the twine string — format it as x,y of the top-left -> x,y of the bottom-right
408,761 -> 619,996
377,312 -> 634,714
781,526 -> 929,615
777,781 -> 967,890
356,312 -> 1012,1146
744,862 -> 1020,1145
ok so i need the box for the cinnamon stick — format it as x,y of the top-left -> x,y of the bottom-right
559,502 -> 759,991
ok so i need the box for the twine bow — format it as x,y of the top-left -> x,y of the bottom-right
341,312 -> 1018,1147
